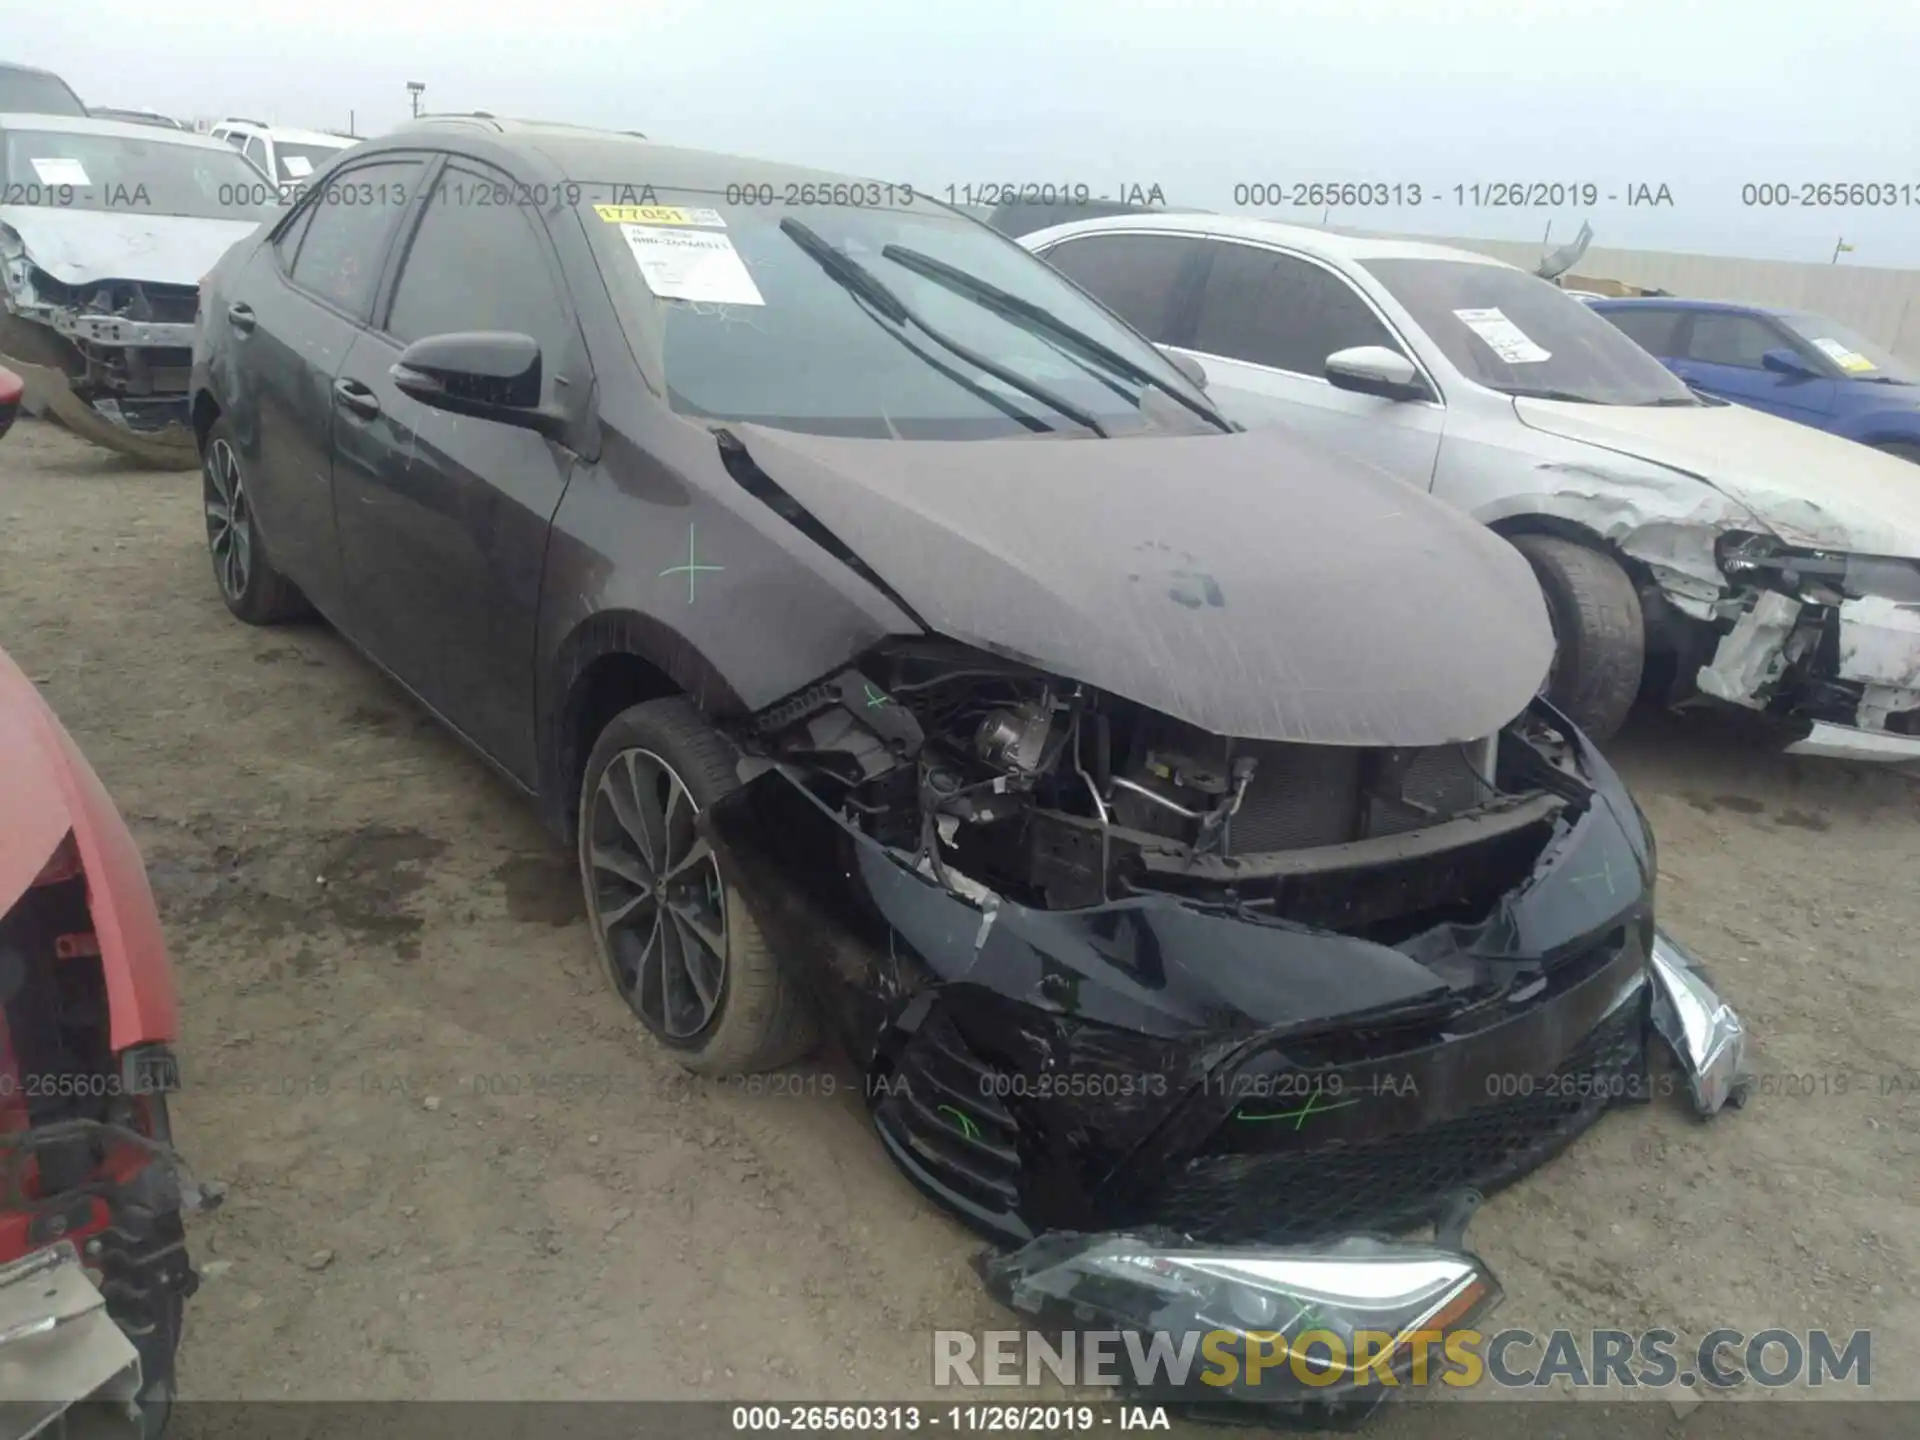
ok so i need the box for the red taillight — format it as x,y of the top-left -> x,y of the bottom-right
31,833 -> 81,888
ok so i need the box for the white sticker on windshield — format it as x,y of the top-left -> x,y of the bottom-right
1453,307 -> 1552,364
1810,336 -> 1876,373
281,154 -> 314,178
619,224 -> 764,306
29,157 -> 90,187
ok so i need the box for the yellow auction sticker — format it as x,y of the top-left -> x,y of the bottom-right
592,204 -> 725,227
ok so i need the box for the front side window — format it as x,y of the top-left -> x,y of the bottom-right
385,165 -> 575,377
1191,243 -> 1399,375
0,127 -> 280,221
1683,312 -> 1792,370
1039,232 -> 1199,343
242,135 -> 269,175
285,158 -> 424,319
1362,257 -> 1699,405
575,186 -> 1219,440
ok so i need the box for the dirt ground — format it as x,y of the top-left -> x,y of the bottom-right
1,418 -> 1916,1415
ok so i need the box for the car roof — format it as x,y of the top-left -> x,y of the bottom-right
212,119 -> 355,146
1021,210 -> 1520,267
1587,296 -> 1782,317
367,121 -> 879,192
0,112 -> 242,149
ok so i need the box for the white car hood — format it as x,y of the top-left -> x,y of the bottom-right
1515,397 -> 1920,558
0,206 -> 262,288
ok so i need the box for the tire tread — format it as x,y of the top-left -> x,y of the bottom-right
1511,533 -> 1644,741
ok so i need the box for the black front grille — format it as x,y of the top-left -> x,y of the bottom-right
1133,996 -> 1647,1244
872,1008 -> 1025,1222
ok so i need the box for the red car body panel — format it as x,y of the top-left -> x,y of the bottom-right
0,646 -> 178,1048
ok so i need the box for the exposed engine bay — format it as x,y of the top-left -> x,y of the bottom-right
743,637 -> 1583,937
1,236 -> 200,466
1688,531 -> 1920,749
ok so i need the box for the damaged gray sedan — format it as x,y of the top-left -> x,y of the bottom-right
0,113 -> 278,465
189,127 -> 1747,1419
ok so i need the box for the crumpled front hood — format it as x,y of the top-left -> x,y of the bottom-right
732,424 -> 1554,747
0,205 -> 262,288
1515,396 -> 1920,556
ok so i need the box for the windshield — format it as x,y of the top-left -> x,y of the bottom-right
1362,257 -> 1699,405
1778,314 -> 1918,384
0,127 -> 280,221
275,141 -> 349,183
573,185 -> 1218,439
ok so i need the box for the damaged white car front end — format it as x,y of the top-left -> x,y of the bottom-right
0,113 -> 279,466
1508,398 -> 1920,762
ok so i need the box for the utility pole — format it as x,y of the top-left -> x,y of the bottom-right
407,81 -> 426,119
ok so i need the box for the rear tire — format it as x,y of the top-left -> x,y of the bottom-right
1874,441 -> 1920,465
1510,534 -> 1644,741
578,696 -> 815,1076
201,416 -> 311,625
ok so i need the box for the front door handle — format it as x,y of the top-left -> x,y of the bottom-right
333,378 -> 381,420
226,302 -> 256,333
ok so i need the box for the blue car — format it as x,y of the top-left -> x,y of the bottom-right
1587,297 -> 1920,463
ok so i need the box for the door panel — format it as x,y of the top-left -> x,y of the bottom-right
223,156 -> 428,621
218,222 -> 358,618
330,169 -> 588,781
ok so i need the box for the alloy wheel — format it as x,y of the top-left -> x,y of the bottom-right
587,748 -> 728,1037
204,439 -> 252,601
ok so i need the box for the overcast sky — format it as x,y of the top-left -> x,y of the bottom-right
24,0 -> 1920,265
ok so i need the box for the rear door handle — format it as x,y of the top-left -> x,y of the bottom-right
226,302 -> 256,333
333,378 -> 381,420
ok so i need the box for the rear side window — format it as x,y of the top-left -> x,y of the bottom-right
1596,306 -> 1687,356
1191,243 -> 1399,374
242,135 -> 269,174
285,158 -> 425,320
1040,233 -> 1198,343
1683,312 -> 1790,370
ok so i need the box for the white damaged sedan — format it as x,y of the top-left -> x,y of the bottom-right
1022,214 -> 1920,761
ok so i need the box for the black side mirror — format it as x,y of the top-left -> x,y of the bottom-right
1760,347 -> 1819,381
390,331 -> 565,435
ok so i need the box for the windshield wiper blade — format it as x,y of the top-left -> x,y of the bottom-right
880,243 -> 1235,434
778,218 -> 1108,437
1501,385 -> 1604,403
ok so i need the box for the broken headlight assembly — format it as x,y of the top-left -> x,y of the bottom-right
1717,531 -> 1920,606
980,1202 -> 1501,1408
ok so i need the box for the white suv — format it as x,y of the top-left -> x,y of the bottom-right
206,118 -> 356,188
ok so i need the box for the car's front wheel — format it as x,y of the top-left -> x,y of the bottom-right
201,417 -> 310,624
1510,533 -> 1644,741
578,697 -> 815,1076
